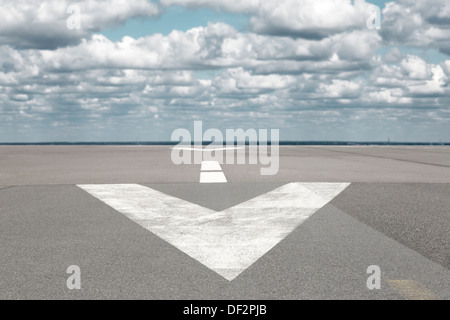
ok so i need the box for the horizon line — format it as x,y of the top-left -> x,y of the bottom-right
0,141 -> 449,146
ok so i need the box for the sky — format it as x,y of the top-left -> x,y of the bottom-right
0,0 -> 449,142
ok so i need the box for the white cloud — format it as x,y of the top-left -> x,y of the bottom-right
365,88 -> 412,104
212,68 -> 295,94
30,23 -> 380,74
381,0 -> 450,55
408,65 -> 447,96
0,0 -> 159,49
160,0 -> 259,13
400,55 -> 430,80
384,47 -> 403,63
317,80 -> 361,99
249,0 -> 371,38
1,1 -> 450,142
161,0 -> 374,38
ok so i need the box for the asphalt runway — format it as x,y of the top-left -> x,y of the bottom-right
0,146 -> 449,299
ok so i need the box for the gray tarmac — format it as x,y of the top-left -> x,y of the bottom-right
0,145 -> 449,299
0,145 -> 449,185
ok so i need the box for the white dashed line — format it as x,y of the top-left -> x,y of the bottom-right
201,161 -> 223,171
200,171 -> 227,183
200,160 -> 227,183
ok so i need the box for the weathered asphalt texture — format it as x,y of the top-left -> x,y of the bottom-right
0,145 -> 449,184
0,146 -> 448,299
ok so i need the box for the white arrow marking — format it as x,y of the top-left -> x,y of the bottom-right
78,182 -> 350,280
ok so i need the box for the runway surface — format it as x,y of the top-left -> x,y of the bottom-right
0,145 -> 449,299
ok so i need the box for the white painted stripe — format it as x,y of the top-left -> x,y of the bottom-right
78,183 -> 350,281
201,161 -> 222,171
200,171 -> 227,183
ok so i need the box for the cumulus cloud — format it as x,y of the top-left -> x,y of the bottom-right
381,0 -> 450,55
248,0 -> 371,39
0,21 -> 446,120
1,0 -> 450,142
0,0 -> 159,49
384,47 -> 403,63
31,23 -> 380,77
317,79 -> 361,99
161,0 -> 374,38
